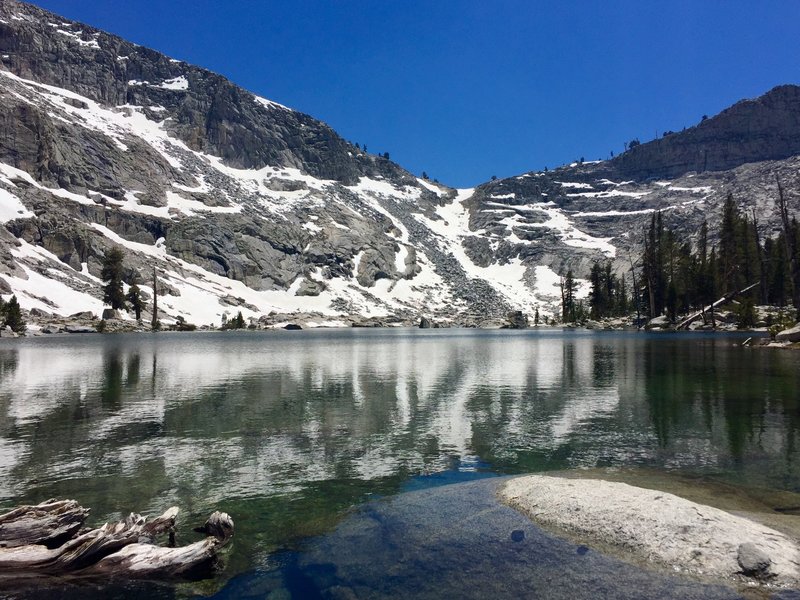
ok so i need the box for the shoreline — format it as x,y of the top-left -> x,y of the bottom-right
498,472 -> 800,590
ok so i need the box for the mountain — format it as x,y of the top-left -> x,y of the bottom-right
0,0 -> 798,329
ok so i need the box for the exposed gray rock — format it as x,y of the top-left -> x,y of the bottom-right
737,542 -> 772,579
776,323 -> 800,342
101,308 -> 119,320
504,310 -> 529,329
64,324 -> 96,333
612,85 -> 800,181
646,316 -> 671,330
1,0 -> 799,326
69,311 -> 95,320
500,475 -> 800,587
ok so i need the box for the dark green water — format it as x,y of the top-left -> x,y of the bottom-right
0,329 -> 798,596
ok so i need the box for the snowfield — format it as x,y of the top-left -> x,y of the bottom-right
0,53 -> 730,328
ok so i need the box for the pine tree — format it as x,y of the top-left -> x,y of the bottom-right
126,282 -> 145,320
560,270 -> 578,323
642,212 -> 666,317
588,262 -> 604,318
3,295 -> 25,333
101,247 -> 127,310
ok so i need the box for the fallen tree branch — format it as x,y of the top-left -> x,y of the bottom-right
0,500 -> 233,580
676,282 -> 759,330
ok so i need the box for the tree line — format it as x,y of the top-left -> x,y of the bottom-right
581,188 -> 800,324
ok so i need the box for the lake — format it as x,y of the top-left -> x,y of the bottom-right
0,329 -> 798,598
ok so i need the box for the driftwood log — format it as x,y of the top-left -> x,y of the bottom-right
0,499 -> 233,580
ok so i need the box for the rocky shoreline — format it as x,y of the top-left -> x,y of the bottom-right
1,303 -> 798,342
499,474 -> 800,589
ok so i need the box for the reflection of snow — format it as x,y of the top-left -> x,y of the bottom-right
548,388 -> 620,444
0,331 -> 636,504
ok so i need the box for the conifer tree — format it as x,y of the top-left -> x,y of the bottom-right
126,281 -> 145,320
101,247 -> 127,310
560,270 -> 578,322
3,295 -> 25,333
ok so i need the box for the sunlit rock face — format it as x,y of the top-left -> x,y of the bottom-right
1,0 -> 799,324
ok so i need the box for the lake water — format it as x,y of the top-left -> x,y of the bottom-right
0,329 -> 798,597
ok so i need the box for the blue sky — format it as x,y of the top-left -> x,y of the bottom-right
33,1 -> 800,187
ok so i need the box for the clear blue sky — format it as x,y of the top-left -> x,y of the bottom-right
32,1 -> 800,187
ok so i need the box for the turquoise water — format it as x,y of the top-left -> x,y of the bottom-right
0,329 -> 798,596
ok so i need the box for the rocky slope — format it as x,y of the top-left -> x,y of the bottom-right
0,0 -> 798,329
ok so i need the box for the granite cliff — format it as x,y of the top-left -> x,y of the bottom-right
0,0 -> 798,328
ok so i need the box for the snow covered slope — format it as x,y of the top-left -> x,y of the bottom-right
0,0 -> 799,328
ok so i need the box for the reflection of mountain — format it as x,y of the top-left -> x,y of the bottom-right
1,332 -> 799,516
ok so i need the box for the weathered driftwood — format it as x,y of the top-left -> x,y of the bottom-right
0,500 -> 233,580
0,500 -> 89,549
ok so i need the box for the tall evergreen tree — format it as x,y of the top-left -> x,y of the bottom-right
560,270 -> 578,323
126,281 -> 145,320
2,295 -> 25,333
776,178 -> 800,318
642,212 -> 667,317
101,247 -> 127,310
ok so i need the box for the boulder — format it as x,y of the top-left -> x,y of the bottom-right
64,325 -> 96,334
646,315 -> 670,330
69,311 -> 95,320
419,316 -> 432,329
737,542 -> 772,579
41,324 -> 62,334
775,323 -> 800,343
0,327 -> 18,338
101,308 -> 119,320
504,311 -> 529,329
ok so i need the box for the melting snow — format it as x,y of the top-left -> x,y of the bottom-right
159,76 -> 188,91
253,95 -> 293,112
55,29 -> 100,49
0,188 -> 34,222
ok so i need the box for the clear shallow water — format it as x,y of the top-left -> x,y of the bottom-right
0,329 -> 798,596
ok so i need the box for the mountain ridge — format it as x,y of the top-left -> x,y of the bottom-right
0,0 -> 798,329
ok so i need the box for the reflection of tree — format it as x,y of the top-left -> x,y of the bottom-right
101,350 -> 123,409
641,339 -> 788,467
592,344 -> 615,385
0,349 -> 18,383
643,341 -> 684,448
126,353 -> 140,387
561,341 -> 576,385
4,331 -> 800,578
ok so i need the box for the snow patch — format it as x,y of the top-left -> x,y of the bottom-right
253,95 -> 292,112
0,187 -> 34,222
159,76 -> 188,91
55,29 -> 100,49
